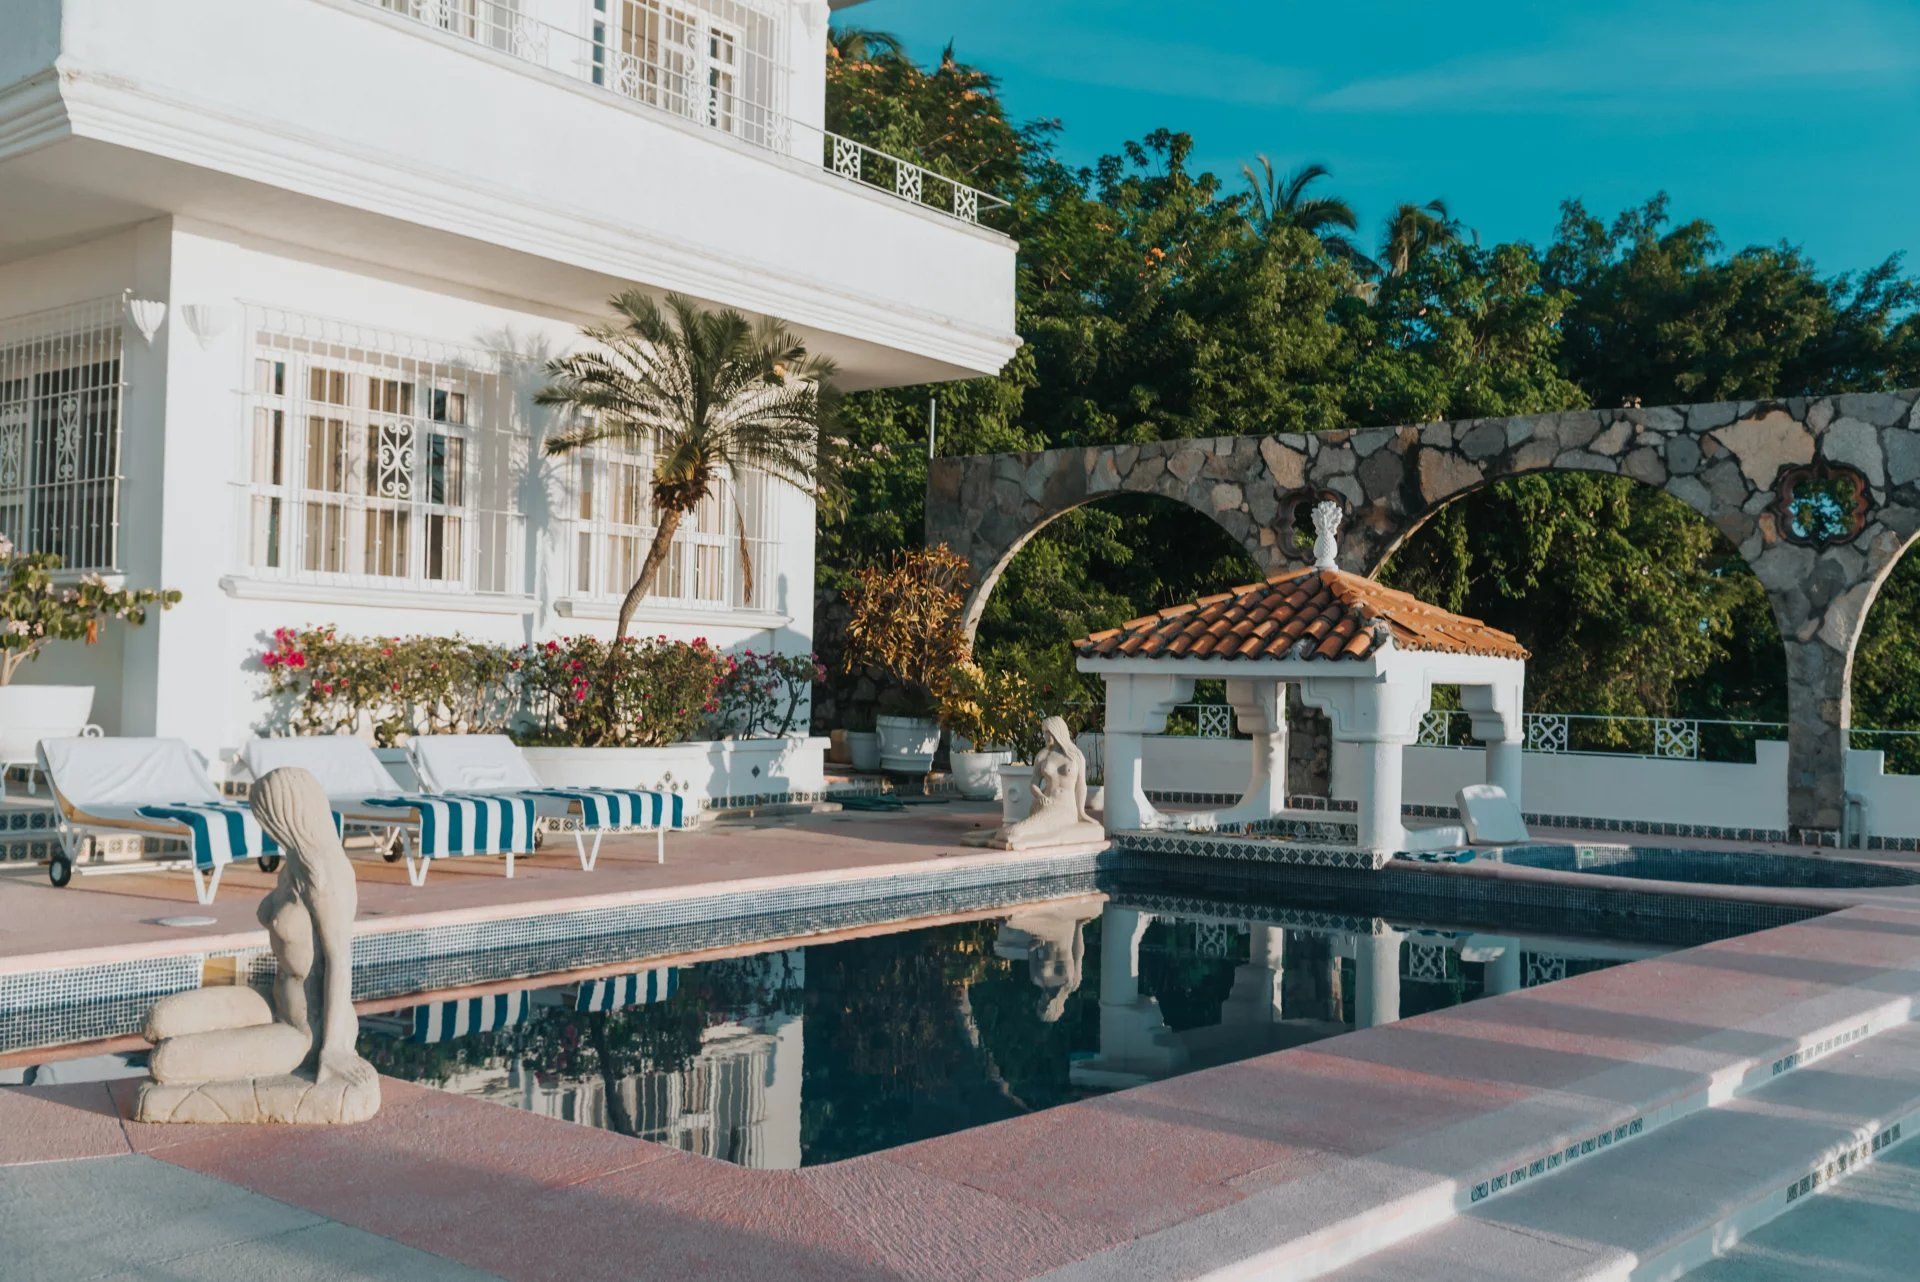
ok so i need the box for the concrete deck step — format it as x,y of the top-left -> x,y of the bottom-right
1324,1019 -> 1920,1282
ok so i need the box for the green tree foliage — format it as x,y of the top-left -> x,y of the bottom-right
819,30 -> 1920,724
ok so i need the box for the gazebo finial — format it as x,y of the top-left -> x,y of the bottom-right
1311,500 -> 1343,571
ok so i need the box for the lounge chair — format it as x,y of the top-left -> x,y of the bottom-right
408,734 -> 688,867
37,736 -> 284,904
239,735 -> 535,886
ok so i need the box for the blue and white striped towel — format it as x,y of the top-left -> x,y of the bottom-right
410,991 -> 529,1044
359,793 -> 537,860
523,787 -> 686,830
136,801 -> 275,871
575,967 -> 679,1013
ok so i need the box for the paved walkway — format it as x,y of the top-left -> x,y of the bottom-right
0,1154 -> 497,1281
0,802 -> 1015,971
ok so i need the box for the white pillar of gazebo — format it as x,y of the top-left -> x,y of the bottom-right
1300,671 -> 1429,856
1353,927 -> 1403,1028
1101,672 -> 1193,831
1463,680 -> 1527,812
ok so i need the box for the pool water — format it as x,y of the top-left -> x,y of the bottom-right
348,889 -> 1722,1169
1488,844 -> 1920,889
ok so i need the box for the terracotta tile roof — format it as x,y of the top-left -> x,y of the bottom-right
1074,567 -> 1530,664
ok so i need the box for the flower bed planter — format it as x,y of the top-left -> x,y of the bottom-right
0,684 -> 96,795
377,736 -> 828,810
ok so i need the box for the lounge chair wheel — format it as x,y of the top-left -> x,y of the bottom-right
257,854 -> 282,873
48,854 -> 72,888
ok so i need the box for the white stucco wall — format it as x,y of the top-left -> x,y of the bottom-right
1332,740 -> 1794,833
8,0 -> 1016,386
3,218 -> 819,760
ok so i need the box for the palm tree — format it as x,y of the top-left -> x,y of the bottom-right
828,27 -> 905,63
1239,157 -> 1365,264
1380,199 -> 1464,278
538,291 -> 839,654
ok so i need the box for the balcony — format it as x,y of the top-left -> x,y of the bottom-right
357,0 -> 1009,232
0,0 -> 1020,388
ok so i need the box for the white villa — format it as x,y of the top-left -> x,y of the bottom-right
0,0 -> 1016,763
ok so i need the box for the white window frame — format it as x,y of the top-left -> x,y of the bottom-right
569,437 -> 776,613
238,308 -> 526,599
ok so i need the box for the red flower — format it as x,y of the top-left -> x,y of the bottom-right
288,653 -> 306,669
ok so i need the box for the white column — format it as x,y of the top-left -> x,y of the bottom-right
1300,666 -> 1429,858
1485,945 -> 1522,997
1224,677 -> 1288,822
1355,738 -> 1407,856
1354,928 -> 1403,1028
1463,673 -> 1526,811
1094,672 -> 1192,832
1100,906 -> 1151,1005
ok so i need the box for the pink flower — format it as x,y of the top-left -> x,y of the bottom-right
288,653 -> 306,669
262,652 -> 281,668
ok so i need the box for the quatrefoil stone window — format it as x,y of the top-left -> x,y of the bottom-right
1773,462 -> 1871,547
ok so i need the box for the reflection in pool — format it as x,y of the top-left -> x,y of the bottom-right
356,899 -> 1678,1169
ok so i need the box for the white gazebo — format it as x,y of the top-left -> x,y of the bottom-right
1075,504 -> 1529,856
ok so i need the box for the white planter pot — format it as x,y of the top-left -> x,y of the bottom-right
875,715 -> 939,774
998,764 -> 1036,824
0,684 -> 96,780
950,748 -> 1013,800
846,730 -> 881,772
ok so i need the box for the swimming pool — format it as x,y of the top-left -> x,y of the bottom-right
1485,843 -> 1920,889
333,882 -> 1739,1169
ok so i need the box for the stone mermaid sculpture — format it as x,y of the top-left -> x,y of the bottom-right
136,766 -> 379,1124
992,715 -> 1104,850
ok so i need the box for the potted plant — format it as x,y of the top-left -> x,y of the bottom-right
842,545 -> 971,775
844,707 -> 882,772
0,538 -> 180,784
938,662 -> 1042,800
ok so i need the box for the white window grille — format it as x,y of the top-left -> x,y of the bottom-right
0,295 -> 127,574
593,0 -> 787,149
238,306 -> 527,596
570,439 -> 776,613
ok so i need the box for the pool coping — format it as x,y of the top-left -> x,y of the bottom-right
9,890 -> 1920,1281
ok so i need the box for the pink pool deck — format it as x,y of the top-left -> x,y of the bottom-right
8,875 -> 1920,1277
0,802 -> 1035,979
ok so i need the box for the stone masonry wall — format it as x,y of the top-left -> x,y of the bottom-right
926,391 -> 1920,842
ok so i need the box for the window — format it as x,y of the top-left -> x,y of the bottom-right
241,309 -> 524,596
603,0 -> 778,144
571,437 -> 774,611
0,296 -> 126,573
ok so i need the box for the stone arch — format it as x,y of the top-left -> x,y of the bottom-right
928,441 -> 1292,638
925,390 -> 1920,838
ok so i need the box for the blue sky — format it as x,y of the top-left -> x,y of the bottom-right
847,0 -> 1920,275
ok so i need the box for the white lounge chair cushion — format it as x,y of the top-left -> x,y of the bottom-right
1458,783 -> 1530,845
38,737 -> 222,813
409,734 -> 544,793
241,736 -> 404,802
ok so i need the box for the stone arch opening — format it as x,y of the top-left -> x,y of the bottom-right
957,488 -> 1271,645
1379,469 -> 1789,762
1844,528 -> 1920,778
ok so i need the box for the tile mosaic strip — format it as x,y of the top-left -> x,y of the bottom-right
1771,1023 -> 1871,1076
1785,1121 -> 1905,1203
1112,830 -> 1389,871
1468,1116 -> 1646,1205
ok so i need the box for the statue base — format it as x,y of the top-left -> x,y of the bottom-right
987,822 -> 1107,851
135,1070 -> 380,1125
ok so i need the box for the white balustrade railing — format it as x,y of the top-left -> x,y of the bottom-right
352,0 -> 1009,229
1417,709 -> 1787,764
